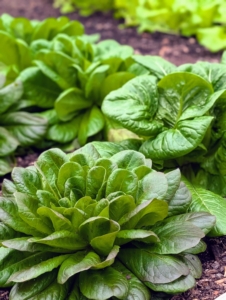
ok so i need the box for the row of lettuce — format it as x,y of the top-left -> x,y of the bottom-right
1,14 -> 226,299
53,0 -> 226,52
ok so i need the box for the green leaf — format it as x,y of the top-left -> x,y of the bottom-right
37,206 -> 72,232
35,148 -> 68,199
137,171 -> 168,203
140,116 -> 213,160
30,230 -> 88,250
0,80 -> 23,114
15,192 -> 52,235
79,267 -> 129,300
164,169 -> 181,202
77,106 -> 105,146
55,88 -> 91,122
9,271 -> 56,300
167,182 -> 191,216
34,51 -> 76,89
106,169 -> 138,199
57,161 -> 85,196
28,278 -> 70,300
8,254 -> 70,283
0,197 -> 41,236
85,65 -> 109,102
181,253 -> 202,279
148,220 -> 204,254
18,67 -> 62,108
58,251 -> 101,284
79,217 -> 120,255
116,229 -> 159,245
46,115 -> 82,143
102,75 -> 163,136
113,260 -> 151,300
109,195 -> 136,222
1,112 -> 47,146
0,252 -> 53,287
110,150 -> 146,171
119,199 -> 168,229
0,127 -> 19,156
133,55 -> 176,79
166,212 -> 216,235
118,248 -> 189,284
0,156 -> 15,176
85,166 -> 106,199
145,274 -> 195,294
184,179 -> 226,236
11,167 -> 42,196
101,71 -> 135,99
0,223 -> 21,242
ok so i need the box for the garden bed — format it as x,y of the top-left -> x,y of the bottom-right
0,1 -> 225,299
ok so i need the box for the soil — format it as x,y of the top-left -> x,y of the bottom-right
0,1 -> 225,300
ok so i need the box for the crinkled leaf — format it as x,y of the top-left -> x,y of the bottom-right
140,117 -> 213,160
102,75 -> 163,136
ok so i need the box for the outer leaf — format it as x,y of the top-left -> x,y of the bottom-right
58,251 -> 101,284
0,127 -> 19,156
184,179 -> 226,236
145,274 -> 195,294
29,278 -> 70,300
0,80 -> 23,114
113,260 -> 151,300
166,212 -> 216,235
1,112 -> 47,146
181,253 -> 202,279
0,197 -> 41,236
8,254 -> 70,283
118,248 -> 189,284
12,167 -> 42,196
18,67 -> 62,108
140,116 -> 213,160
79,267 -> 129,300
133,55 -> 176,79
147,221 -> 204,254
9,271 -> 56,300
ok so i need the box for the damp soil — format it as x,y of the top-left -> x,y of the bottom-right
0,1 -> 225,299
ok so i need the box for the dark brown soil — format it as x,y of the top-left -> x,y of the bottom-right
0,1 -> 225,300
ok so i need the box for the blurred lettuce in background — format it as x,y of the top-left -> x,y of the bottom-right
53,0 -> 226,52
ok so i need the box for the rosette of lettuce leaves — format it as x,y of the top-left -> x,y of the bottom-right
0,142 -> 215,299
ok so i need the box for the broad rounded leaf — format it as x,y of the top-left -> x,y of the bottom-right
79,267 -> 129,300
119,248 -> 189,284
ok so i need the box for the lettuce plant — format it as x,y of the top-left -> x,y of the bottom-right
0,14 -> 84,83
0,74 -> 47,175
54,0 -> 114,14
16,36 -> 140,147
102,56 -> 226,236
0,142 -> 215,299
52,0 -> 226,51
